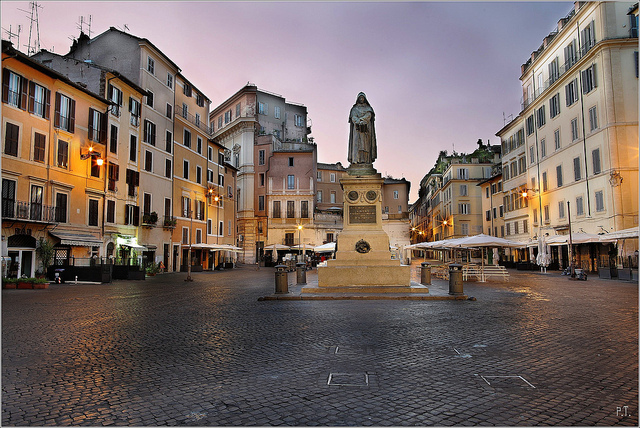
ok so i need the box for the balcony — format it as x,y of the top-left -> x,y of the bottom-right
521,40 -> 596,111
176,105 -> 212,136
142,212 -> 158,228
2,200 -> 57,223
162,216 -> 177,229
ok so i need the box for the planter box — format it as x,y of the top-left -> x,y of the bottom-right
33,283 -> 49,289
3,283 -> 17,289
17,282 -> 33,289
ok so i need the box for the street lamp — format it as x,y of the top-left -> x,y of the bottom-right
298,224 -> 303,262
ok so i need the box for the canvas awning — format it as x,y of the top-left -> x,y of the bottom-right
313,242 -> 336,253
547,233 -> 615,245
50,231 -> 103,247
189,243 -> 243,252
264,244 -> 290,251
603,228 -> 638,240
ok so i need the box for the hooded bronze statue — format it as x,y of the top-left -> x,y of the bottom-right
348,92 -> 377,166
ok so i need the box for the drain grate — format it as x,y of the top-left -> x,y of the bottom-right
479,375 -> 535,388
327,373 -> 369,386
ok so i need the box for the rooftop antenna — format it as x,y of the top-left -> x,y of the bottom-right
77,15 -> 92,38
2,24 -> 21,48
19,1 -> 42,55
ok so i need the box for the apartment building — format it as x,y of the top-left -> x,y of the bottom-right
264,139 -> 317,253
211,84 -> 311,263
31,48 -> 149,266
501,1 -> 638,269
2,40 -> 111,277
381,177 -> 412,251
496,119 -> 529,251
170,73 -> 212,271
410,142 -> 500,244
315,162 -> 347,245
477,170 -> 505,239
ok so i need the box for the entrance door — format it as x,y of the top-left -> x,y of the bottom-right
163,244 -> 169,272
21,251 -> 33,277
172,245 -> 179,272
7,251 -> 19,278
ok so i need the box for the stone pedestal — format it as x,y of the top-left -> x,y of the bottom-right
309,172 -> 420,293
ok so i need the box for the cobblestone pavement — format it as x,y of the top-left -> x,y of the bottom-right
2,264 -> 638,426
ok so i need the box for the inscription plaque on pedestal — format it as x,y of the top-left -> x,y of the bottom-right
349,205 -> 376,224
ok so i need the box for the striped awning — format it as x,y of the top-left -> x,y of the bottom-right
50,231 -> 103,247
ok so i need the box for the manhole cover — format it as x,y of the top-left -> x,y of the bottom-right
327,373 -> 369,386
479,375 -> 535,388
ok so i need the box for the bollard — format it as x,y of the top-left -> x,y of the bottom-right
275,265 -> 288,294
448,263 -> 463,295
296,262 -> 307,285
420,262 -> 431,285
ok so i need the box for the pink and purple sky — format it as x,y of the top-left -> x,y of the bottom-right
1,1 -> 573,201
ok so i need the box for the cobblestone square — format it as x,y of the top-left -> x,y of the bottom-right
2,265 -> 638,426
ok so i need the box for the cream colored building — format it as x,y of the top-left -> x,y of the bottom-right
505,1 -> 638,269
2,41 -> 111,276
496,119 -> 529,253
211,84 -> 311,263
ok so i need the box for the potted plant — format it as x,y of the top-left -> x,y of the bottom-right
32,277 -> 49,289
146,263 -> 160,276
143,211 -> 158,225
163,218 -> 177,228
36,237 -> 54,278
3,278 -> 18,289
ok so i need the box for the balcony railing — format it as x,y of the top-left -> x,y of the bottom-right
176,105 -> 212,135
162,216 -> 177,229
2,200 -> 57,223
521,38 -> 596,111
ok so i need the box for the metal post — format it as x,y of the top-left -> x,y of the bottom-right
185,209 -> 193,282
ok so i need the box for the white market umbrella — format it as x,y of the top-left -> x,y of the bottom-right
264,244 -> 290,251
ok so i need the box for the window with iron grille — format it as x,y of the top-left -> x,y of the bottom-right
301,201 -> 309,218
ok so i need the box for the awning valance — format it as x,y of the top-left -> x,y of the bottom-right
50,231 -> 103,247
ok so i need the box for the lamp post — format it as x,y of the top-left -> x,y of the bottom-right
185,207 -> 193,282
298,224 -> 303,263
